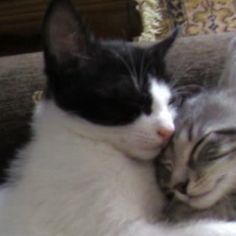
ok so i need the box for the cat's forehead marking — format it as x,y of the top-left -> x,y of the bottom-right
173,125 -> 199,166
150,78 -> 171,108
176,118 -> 203,142
148,78 -> 175,131
180,125 -> 196,144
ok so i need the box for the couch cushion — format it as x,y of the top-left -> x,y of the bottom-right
0,52 -> 45,181
135,0 -> 236,41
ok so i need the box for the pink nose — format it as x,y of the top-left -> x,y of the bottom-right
157,127 -> 174,140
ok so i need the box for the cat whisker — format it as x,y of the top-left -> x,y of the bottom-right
123,43 -> 140,91
110,49 -> 140,91
142,47 -> 155,79
139,49 -> 149,89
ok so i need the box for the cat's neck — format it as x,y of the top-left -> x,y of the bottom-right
33,101 -> 121,146
15,100 -> 132,182
7,100 -> 162,228
20,99 -> 136,177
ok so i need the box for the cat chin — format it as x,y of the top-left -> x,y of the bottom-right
175,190 -> 218,210
111,130 -> 165,160
105,136 -> 162,160
175,179 -> 226,210
187,194 -> 221,210
123,146 -> 162,161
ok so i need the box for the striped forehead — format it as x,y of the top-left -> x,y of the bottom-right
149,78 -> 171,110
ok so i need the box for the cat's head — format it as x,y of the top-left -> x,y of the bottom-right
156,90 -> 236,209
42,0 -> 177,160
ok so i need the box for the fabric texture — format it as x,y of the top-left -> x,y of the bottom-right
0,53 -> 45,182
135,0 -> 173,41
181,0 -> 236,36
136,0 -> 236,41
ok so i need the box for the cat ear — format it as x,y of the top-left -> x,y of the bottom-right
42,0 -> 91,64
150,28 -> 179,59
147,28 -> 178,76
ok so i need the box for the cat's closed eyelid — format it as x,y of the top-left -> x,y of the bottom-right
189,132 -> 213,161
204,147 -> 236,162
215,127 -> 236,135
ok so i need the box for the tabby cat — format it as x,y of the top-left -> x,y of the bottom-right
156,85 -> 236,222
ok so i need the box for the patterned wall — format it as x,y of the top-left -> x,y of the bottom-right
180,0 -> 236,36
136,0 -> 236,41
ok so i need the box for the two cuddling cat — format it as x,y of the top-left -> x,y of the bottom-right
0,0 -> 236,235
156,38 -> 236,223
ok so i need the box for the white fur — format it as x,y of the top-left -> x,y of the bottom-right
0,81 -> 236,235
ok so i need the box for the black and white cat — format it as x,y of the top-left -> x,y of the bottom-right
1,0 -> 236,235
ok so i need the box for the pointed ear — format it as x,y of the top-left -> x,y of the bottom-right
147,28 -> 178,76
42,0 -> 91,64
150,28 -> 179,59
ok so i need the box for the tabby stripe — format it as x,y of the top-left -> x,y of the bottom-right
189,132 -> 212,161
215,128 -> 236,135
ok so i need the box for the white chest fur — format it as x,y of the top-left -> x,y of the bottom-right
0,102 -> 163,236
1,103 -> 236,236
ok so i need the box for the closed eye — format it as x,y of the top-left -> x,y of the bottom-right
204,147 -> 236,162
190,128 -> 236,164
189,132 -> 213,162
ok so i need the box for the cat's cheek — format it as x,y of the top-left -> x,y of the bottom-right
127,146 -> 162,160
111,135 -> 160,160
113,119 -> 170,160
113,136 -> 160,160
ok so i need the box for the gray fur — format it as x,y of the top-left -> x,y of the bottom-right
161,194 -> 236,222
156,89 -> 236,223
156,38 -> 236,223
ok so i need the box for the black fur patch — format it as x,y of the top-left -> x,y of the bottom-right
42,0 -> 177,126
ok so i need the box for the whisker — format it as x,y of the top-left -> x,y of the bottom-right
139,49 -> 149,89
142,46 -> 154,79
123,43 -> 140,91
110,48 -> 140,91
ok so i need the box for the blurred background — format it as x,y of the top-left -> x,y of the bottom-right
0,0 -> 142,56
